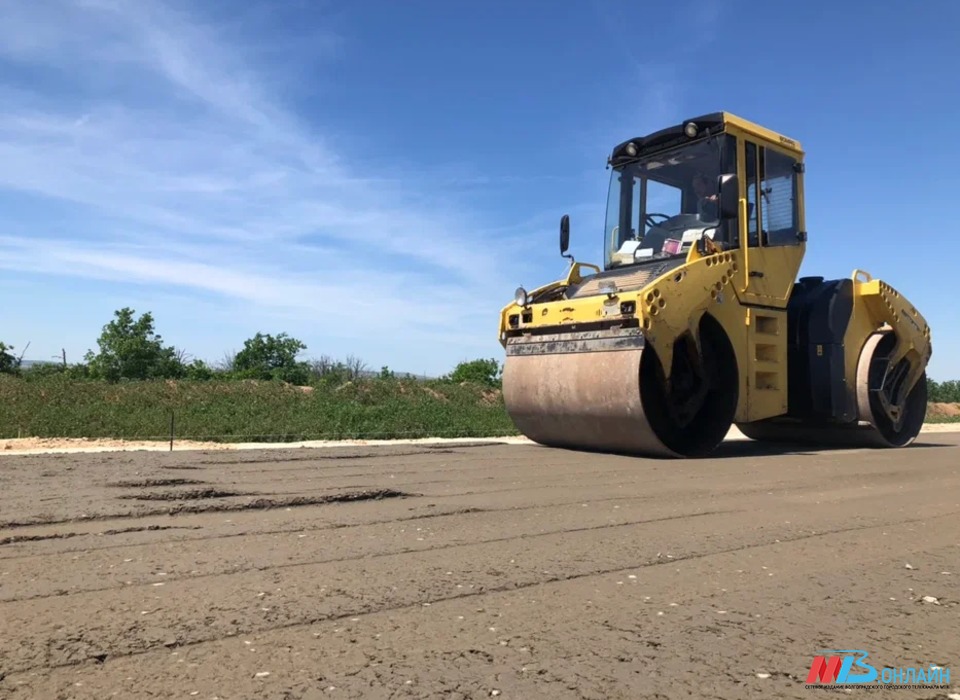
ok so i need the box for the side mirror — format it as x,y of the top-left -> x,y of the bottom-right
560,214 -> 570,256
718,174 -> 739,219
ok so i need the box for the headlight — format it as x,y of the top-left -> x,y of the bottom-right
514,286 -> 528,307
684,121 -> 698,138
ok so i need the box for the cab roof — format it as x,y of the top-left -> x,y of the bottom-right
721,111 -> 803,152
609,111 -> 803,166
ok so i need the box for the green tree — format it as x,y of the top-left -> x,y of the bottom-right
233,332 -> 309,384
84,308 -> 184,381
929,378 -> 960,403
0,341 -> 20,374
448,358 -> 502,387
184,359 -> 215,380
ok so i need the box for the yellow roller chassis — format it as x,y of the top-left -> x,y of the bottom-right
501,244 -> 744,458
500,247 -> 738,377
499,111 -> 933,458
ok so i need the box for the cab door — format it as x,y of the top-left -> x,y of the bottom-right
739,139 -> 806,307
734,137 -> 807,421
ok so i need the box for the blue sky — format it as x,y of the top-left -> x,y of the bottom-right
1,0 -> 959,380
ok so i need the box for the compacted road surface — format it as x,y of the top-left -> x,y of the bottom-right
1,434 -> 958,699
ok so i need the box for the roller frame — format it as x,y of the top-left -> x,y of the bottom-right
498,112 -> 933,458
847,270 -> 932,431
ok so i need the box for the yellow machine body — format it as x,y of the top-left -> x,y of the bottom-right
499,112 -> 931,457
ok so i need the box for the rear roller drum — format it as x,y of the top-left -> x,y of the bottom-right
737,330 -> 927,448
856,330 -> 927,447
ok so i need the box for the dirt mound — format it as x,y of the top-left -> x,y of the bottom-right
928,402 -> 960,418
422,387 -> 450,402
479,388 -> 502,406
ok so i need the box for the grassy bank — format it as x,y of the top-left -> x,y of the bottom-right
0,376 -> 956,443
0,376 -> 519,442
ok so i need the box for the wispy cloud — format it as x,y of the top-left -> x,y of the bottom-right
0,0 -> 550,369
0,0 -> 703,372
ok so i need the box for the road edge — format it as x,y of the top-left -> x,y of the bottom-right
1,423 -> 958,455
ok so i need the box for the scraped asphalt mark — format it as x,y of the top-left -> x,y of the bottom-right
0,488 -> 415,529
117,488 -> 249,501
1,524 -> 202,546
184,448 -> 460,467
107,479 -> 207,488
0,506 -> 493,560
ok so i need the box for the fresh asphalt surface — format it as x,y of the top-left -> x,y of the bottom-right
1,432 -> 958,699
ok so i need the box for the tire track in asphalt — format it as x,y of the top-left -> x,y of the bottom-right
0,511 -> 960,674
1,509 -> 735,601
2,509 -> 957,676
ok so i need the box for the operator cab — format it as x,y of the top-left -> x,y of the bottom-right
603,114 -> 740,269
556,112 -> 804,277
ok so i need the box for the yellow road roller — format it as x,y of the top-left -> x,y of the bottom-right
499,112 -> 932,458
